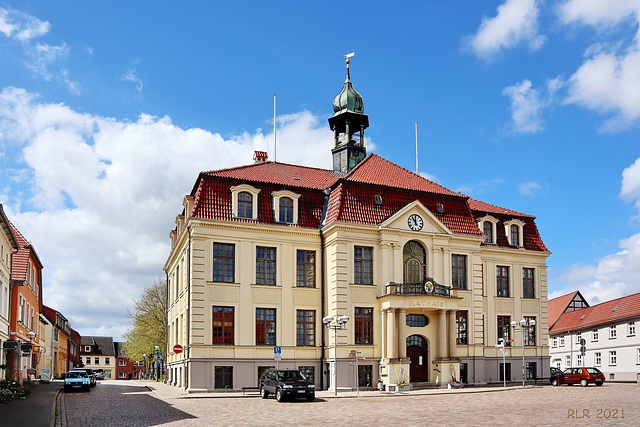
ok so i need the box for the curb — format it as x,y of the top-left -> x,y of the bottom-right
50,387 -> 66,427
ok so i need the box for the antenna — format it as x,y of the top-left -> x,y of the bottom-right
273,94 -> 277,162
415,122 -> 419,174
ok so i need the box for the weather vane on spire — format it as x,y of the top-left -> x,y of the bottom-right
342,52 -> 355,69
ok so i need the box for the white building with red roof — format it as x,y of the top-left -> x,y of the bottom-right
164,62 -> 551,392
549,291 -> 640,381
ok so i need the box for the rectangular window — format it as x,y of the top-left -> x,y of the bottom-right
610,325 -> 617,339
296,250 -> 316,288
212,306 -> 234,345
354,307 -> 373,344
526,362 -> 537,380
296,310 -> 315,346
213,243 -> 235,283
118,360 -> 126,366
609,351 -> 617,365
499,363 -> 511,382
358,365 -> 373,387
592,329 -> 599,341
118,372 -> 127,379
299,366 -> 315,385
595,352 -> 601,366
256,308 -> 276,345
552,337 -> 557,347
214,366 -> 233,389
84,345 -> 92,352
629,321 -> 636,336
452,255 -> 467,290
86,357 -> 91,365
95,357 -> 99,364
560,336 -> 565,346
496,266 -> 509,297
637,348 -> 640,364
456,311 -> 468,345
522,268 -> 534,298
577,354 -> 582,366
354,246 -> 373,285
105,358 -> 110,365
497,316 -> 511,346
256,247 -> 276,285
576,333 -> 582,344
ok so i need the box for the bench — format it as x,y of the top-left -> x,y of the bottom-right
241,386 -> 260,395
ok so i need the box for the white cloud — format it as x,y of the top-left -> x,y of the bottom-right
558,0 -> 640,29
502,79 -> 544,133
466,0 -> 546,59
122,66 -> 143,94
0,6 -> 50,41
518,181 -> 542,195
0,86 -> 346,340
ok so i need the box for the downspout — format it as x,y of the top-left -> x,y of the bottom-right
186,225 -> 191,389
319,189 -> 331,391
164,269 -> 169,383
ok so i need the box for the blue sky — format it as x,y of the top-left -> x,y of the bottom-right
2,1 -> 640,340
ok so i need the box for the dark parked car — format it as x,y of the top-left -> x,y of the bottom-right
69,368 -> 96,387
550,367 -> 605,387
259,368 -> 315,402
550,367 -> 562,377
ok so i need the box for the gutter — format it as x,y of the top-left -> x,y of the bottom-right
319,189 -> 330,391
186,225 -> 191,389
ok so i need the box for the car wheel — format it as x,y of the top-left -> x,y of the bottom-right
260,386 -> 269,399
306,394 -> 315,402
275,388 -> 284,402
552,379 -> 558,386
580,379 -> 588,387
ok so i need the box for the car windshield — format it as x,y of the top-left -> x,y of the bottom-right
66,372 -> 87,378
277,371 -> 305,381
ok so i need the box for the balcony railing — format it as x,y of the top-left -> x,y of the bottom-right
385,278 -> 452,297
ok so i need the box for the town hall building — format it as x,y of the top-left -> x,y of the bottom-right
164,61 -> 551,392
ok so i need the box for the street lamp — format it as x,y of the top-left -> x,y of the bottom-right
142,354 -> 146,379
322,315 -> 349,396
27,331 -> 35,381
154,346 -> 162,381
511,318 -> 536,388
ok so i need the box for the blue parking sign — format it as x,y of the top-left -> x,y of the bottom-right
274,346 -> 281,354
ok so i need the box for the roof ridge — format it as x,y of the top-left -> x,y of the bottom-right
468,198 -> 533,218
204,160 -> 336,176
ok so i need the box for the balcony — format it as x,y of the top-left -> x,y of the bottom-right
385,278 -> 453,298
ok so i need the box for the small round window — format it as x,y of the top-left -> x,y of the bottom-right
406,314 -> 429,327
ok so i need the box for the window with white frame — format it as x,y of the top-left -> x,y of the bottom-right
592,329 -> 598,341
118,372 -> 127,379
637,348 -> 640,364
119,360 -> 127,366
609,325 -> 617,339
576,332 -> 582,344
595,352 -> 601,366
230,184 -> 261,220
628,321 -> 636,336
86,357 -> 91,365
478,215 -> 498,244
577,354 -> 582,366
504,219 -> 525,247
609,351 -> 617,365
84,345 -> 92,352
560,336 -> 565,346
565,355 -> 570,368
552,337 -> 557,347
105,357 -> 110,365
272,190 -> 301,224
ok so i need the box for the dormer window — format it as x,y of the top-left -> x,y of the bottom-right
504,219 -> 525,247
230,184 -> 261,220
478,215 -> 498,244
279,197 -> 293,223
272,190 -> 301,225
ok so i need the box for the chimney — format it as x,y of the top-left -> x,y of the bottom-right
254,150 -> 268,163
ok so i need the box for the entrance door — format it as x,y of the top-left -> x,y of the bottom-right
406,335 -> 428,382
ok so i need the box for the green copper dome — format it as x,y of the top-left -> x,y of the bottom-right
332,70 -> 364,116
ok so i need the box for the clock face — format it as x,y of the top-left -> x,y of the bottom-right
408,214 -> 423,231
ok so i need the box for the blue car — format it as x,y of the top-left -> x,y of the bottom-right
64,371 -> 91,392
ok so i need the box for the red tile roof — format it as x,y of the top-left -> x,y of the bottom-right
550,292 -> 640,334
9,221 -> 33,281
344,154 -> 464,197
548,291 -> 580,328
468,198 -> 532,218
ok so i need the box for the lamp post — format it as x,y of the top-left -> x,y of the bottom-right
322,315 -> 349,396
142,354 -> 146,379
154,346 -> 162,381
27,331 -> 35,378
511,318 -> 536,388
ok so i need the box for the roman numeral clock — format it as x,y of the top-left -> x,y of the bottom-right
407,214 -> 423,231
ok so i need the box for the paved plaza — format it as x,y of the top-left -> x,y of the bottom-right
54,380 -> 639,426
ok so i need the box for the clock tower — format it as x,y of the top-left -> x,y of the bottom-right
329,56 -> 369,174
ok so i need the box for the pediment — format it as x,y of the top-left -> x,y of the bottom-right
379,200 -> 452,234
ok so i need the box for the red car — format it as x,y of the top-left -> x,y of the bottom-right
550,367 -> 605,387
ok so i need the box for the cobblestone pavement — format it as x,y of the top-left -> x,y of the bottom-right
60,380 -> 639,426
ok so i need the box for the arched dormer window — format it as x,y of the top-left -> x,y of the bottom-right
231,184 -> 261,220
279,197 -> 293,223
238,192 -> 253,218
403,241 -> 427,284
272,190 -> 301,225
477,215 -> 498,244
504,219 -> 525,247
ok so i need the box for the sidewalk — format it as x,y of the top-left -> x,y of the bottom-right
138,380 -> 539,400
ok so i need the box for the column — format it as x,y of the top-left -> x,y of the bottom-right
448,310 -> 457,358
381,309 -> 387,360
398,309 -> 407,358
438,309 -> 447,359
387,309 -> 397,359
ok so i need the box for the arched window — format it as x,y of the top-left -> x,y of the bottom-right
510,224 -> 520,247
238,192 -> 253,218
483,221 -> 493,244
403,241 -> 427,284
279,197 -> 293,223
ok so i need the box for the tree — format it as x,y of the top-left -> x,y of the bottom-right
123,278 -> 167,368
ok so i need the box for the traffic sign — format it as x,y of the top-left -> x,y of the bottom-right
274,346 -> 281,354
173,344 -> 183,354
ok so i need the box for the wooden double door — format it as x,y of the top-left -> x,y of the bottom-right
407,335 -> 428,382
